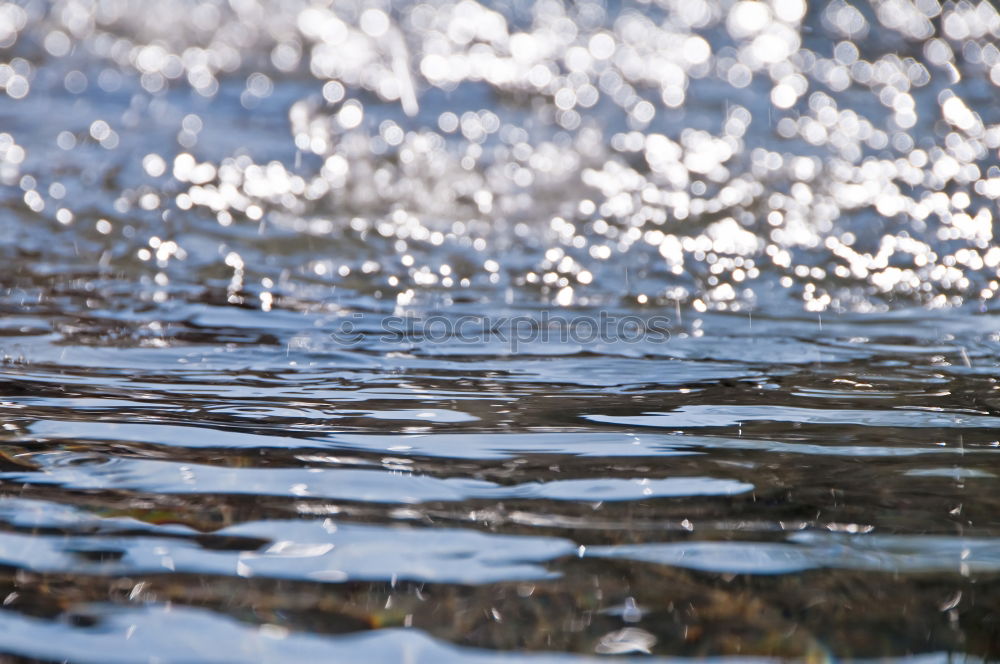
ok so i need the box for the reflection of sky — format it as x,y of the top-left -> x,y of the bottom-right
0,605 -> 698,663
2,0 -> 1000,315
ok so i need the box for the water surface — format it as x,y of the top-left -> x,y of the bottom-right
2,0 -> 1000,661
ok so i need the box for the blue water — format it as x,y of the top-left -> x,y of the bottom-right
2,0 -> 1000,660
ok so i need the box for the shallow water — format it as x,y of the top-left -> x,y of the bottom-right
2,0 -> 1000,661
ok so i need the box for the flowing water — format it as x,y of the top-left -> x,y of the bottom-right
2,0 -> 1000,661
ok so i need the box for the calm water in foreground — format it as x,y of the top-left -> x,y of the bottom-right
2,0 -> 1000,661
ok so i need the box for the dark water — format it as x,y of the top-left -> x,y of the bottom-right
2,0 -> 1000,661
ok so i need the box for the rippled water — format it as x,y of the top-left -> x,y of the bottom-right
2,0 -> 1000,661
